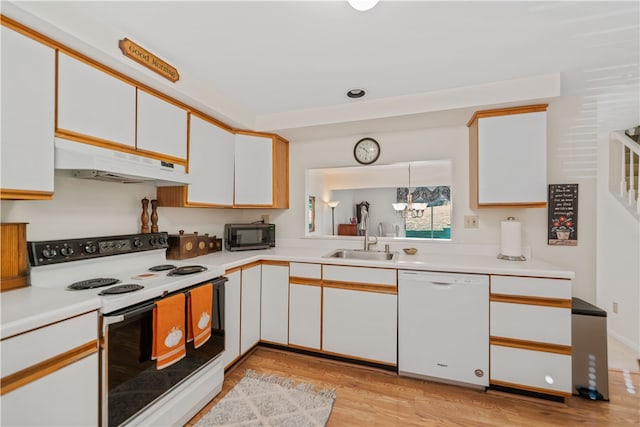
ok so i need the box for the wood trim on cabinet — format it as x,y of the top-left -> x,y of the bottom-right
490,379 -> 571,398
1,15 -> 60,49
225,266 -> 242,275
289,277 -> 322,287
0,340 -> 98,396
466,104 -> 549,127
490,336 -> 571,355
55,128 -> 186,166
322,280 -> 398,295
241,261 -> 263,271
155,186 -> 233,208
261,260 -> 290,267
468,116 -> 480,209
0,189 -> 53,200
490,294 -> 571,309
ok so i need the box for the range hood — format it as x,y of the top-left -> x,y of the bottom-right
55,138 -> 191,186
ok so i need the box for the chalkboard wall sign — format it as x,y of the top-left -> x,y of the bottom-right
548,184 -> 578,246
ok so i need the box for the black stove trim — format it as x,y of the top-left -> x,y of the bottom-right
28,232 -> 170,266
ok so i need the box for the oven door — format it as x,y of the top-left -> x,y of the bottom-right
101,277 -> 226,427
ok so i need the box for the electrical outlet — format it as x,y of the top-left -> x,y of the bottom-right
464,215 -> 479,229
613,302 -> 619,314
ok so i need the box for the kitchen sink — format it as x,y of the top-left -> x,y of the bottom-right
323,248 -> 399,262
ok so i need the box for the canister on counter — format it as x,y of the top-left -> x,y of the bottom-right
166,230 -> 199,260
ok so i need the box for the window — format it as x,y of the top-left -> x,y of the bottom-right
397,186 -> 451,239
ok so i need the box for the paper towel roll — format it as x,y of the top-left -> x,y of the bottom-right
500,217 -> 522,258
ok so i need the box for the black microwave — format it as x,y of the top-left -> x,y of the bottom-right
224,223 -> 275,251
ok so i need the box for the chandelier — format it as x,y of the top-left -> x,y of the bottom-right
392,163 -> 427,218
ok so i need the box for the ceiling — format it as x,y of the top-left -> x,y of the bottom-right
4,1 -> 639,140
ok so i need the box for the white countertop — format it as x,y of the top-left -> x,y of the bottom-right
0,243 -> 573,340
0,287 -> 100,340
192,245 -> 575,279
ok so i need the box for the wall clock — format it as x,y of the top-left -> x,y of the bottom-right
353,137 -> 380,165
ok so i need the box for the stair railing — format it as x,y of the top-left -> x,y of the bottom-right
612,130 -> 640,217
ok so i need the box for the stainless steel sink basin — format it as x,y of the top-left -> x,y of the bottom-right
323,249 -> 399,262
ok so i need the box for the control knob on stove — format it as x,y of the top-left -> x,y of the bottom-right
133,238 -> 144,248
149,236 -> 158,246
41,245 -> 57,259
84,243 -> 98,254
158,236 -> 167,245
60,245 -> 74,257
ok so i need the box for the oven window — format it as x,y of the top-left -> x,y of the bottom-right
106,282 -> 225,427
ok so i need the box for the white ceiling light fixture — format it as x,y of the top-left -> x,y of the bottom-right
348,0 -> 380,12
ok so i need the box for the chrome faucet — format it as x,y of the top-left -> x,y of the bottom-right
359,206 -> 377,250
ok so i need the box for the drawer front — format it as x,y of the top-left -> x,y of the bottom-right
490,302 -> 571,345
1,311 -> 98,377
322,265 -> 396,286
491,275 -> 571,299
289,262 -> 321,280
490,345 -> 572,394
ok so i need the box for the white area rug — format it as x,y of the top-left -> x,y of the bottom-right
195,369 -> 336,427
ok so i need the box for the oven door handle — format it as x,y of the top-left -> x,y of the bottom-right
103,302 -> 155,326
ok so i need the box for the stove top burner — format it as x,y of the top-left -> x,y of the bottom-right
148,264 -> 177,272
167,265 -> 208,276
67,278 -> 121,290
98,284 -> 144,295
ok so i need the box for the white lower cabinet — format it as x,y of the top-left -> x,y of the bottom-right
0,311 -> 99,426
322,287 -> 397,364
1,354 -> 98,426
260,263 -> 289,345
489,275 -> 572,396
240,264 -> 261,354
490,345 -> 572,395
223,270 -> 241,368
289,283 -> 321,350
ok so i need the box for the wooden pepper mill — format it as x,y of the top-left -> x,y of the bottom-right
141,197 -> 150,233
150,199 -> 159,233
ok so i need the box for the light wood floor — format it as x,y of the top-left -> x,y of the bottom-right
187,347 -> 640,426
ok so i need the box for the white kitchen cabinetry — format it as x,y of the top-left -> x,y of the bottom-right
234,133 -> 273,206
185,115 -> 235,206
0,311 -> 99,426
57,52 -> 136,148
260,263 -> 290,345
468,105 -> 548,208
322,265 -> 397,364
1,25 -> 55,199
489,275 -> 572,396
136,89 -> 187,161
240,264 -> 261,354
234,132 -> 289,208
223,270 -> 241,369
288,263 -> 322,350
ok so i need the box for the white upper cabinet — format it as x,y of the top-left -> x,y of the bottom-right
187,115 -> 234,206
1,25 -> 55,198
468,105 -> 548,208
136,89 -> 187,161
234,133 -> 273,206
57,52 -> 136,148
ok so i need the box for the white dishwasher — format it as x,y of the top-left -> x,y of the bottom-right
398,270 -> 489,388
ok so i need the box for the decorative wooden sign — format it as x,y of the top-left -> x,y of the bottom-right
119,38 -> 179,82
548,184 -> 578,246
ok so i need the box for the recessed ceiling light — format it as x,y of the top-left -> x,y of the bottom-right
348,0 -> 380,12
347,88 -> 366,99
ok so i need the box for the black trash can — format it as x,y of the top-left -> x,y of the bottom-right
571,297 -> 609,400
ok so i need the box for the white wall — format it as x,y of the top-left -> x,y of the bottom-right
278,99 -> 599,301
0,172 -> 264,241
597,132 -> 640,357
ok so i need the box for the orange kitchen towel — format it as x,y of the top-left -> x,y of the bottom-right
188,283 -> 213,348
152,293 -> 186,369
